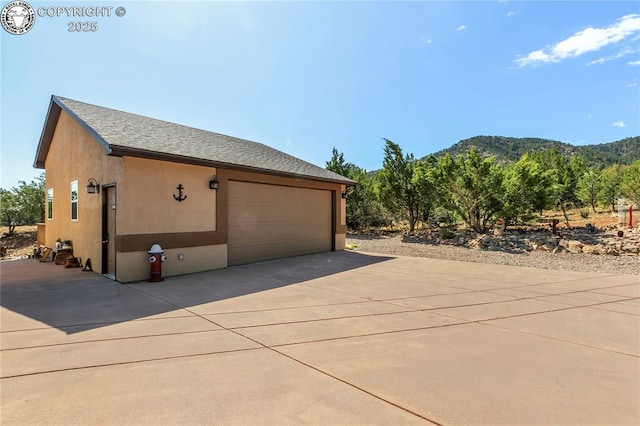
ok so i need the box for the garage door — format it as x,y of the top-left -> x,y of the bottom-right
228,181 -> 333,265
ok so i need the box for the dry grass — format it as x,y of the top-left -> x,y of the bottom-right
541,208 -> 619,228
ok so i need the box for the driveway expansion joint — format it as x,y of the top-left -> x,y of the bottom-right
130,281 -> 444,424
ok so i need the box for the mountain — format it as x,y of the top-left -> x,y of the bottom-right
427,136 -> 640,169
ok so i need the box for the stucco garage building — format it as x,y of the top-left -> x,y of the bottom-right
34,96 -> 354,283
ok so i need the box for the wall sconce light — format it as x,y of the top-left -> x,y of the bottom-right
86,178 -> 100,194
341,185 -> 355,199
209,175 -> 219,190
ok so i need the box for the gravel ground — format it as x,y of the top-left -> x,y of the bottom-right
346,234 -> 640,276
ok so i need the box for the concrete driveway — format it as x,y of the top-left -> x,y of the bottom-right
1,252 -> 638,425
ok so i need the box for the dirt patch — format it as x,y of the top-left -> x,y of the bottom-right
1,226 -> 38,259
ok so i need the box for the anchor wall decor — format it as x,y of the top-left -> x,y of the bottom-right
173,184 -> 187,202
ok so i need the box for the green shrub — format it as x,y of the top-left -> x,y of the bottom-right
439,227 -> 455,239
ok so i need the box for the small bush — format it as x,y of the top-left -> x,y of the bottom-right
580,209 -> 590,219
439,227 -> 455,239
431,208 -> 456,229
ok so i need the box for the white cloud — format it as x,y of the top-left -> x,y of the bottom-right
612,121 -> 626,128
457,25 -> 466,31
626,82 -> 638,87
498,0 -> 508,3
506,11 -> 516,17
584,114 -> 592,121
587,46 -> 637,65
587,58 -> 606,65
420,36 -> 433,45
628,59 -> 640,66
515,14 -> 640,67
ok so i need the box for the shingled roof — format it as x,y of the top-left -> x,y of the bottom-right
34,96 -> 355,185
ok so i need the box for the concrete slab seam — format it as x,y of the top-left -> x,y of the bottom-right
476,321 -> 640,359
585,305 -> 640,317
197,299 -> 402,316
130,283 -> 444,425
420,296 -> 638,313
0,313 -> 199,336
1,329 -> 226,352
0,346 -> 265,380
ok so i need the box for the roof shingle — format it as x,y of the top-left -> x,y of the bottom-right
35,96 -> 354,185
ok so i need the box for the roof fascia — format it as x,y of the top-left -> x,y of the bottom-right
33,96 -> 61,168
52,96 -> 112,154
33,96 -> 112,169
109,145 -> 356,185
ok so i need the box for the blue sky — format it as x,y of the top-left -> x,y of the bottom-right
1,1 -> 639,189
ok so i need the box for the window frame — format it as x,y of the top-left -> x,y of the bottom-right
70,180 -> 78,221
47,188 -> 54,220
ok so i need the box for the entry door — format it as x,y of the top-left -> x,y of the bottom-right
102,186 -> 116,276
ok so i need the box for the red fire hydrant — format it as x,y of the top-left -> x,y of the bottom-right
148,243 -> 167,282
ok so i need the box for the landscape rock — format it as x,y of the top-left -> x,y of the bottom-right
348,225 -> 640,276
581,244 -> 602,255
398,224 -> 639,257
562,240 -> 583,254
606,248 -> 620,256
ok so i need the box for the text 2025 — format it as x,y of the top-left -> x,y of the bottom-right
68,22 -> 98,32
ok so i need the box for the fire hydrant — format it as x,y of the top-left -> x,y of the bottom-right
148,243 -> 167,282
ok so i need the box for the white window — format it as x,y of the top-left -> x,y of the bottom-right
47,188 -> 53,220
71,181 -> 78,221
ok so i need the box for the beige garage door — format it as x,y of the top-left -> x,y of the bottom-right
228,181 -> 333,266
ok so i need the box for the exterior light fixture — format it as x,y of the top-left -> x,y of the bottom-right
342,185 -> 355,199
209,175 -> 219,190
86,178 -> 100,194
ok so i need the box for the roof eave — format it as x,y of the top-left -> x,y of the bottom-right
109,145 -> 356,185
33,96 -> 60,169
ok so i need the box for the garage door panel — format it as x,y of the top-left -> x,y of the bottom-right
228,238 -> 330,265
229,224 -> 324,245
228,181 -> 332,265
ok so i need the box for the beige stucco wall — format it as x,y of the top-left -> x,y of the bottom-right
120,157 -> 217,235
43,110 -> 123,268
335,233 -> 346,251
36,223 -> 46,246
116,244 -> 227,283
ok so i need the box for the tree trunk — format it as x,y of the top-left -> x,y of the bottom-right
468,209 -> 483,233
560,204 -> 570,227
408,209 -> 415,236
